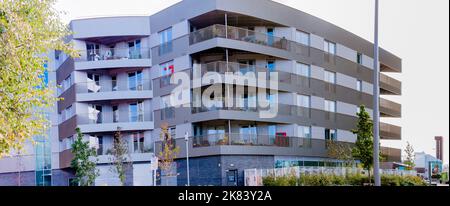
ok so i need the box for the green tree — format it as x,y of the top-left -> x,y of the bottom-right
327,140 -> 355,167
403,141 -> 415,170
71,128 -> 99,186
351,105 -> 381,185
0,0 -> 77,157
158,123 -> 179,186
109,127 -> 131,186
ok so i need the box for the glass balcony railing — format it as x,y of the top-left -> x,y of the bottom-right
190,24 -> 310,56
194,61 -> 311,87
76,79 -> 152,94
75,48 -> 151,62
77,110 -> 153,125
191,103 -> 311,118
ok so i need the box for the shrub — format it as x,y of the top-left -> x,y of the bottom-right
263,175 -> 297,186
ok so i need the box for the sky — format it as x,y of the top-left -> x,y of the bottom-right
54,0 -> 449,164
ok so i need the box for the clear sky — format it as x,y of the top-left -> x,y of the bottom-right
54,0 -> 449,164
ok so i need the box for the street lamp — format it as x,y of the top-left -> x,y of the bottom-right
372,0 -> 381,186
185,132 -> 190,186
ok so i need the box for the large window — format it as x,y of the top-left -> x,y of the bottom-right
113,106 -> 119,123
295,30 -> 310,46
159,27 -> 173,54
133,133 -> 145,153
357,53 -> 363,65
87,73 -> 101,93
128,39 -> 141,59
324,70 -> 336,84
268,125 -> 277,144
296,62 -> 310,77
160,61 -> 174,87
128,71 -> 143,91
129,101 -> 144,122
324,100 -> 336,113
325,128 -> 337,141
298,126 -> 311,138
324,40 -> 336,55
357,80 -> 363,92
297,94 -> 311,108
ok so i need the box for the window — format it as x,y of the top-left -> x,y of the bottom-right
356,106 -> 361,114
325,128 -> 337,141
87,74 -> 100,93
61,74 -> 72,93
297,95 -> 311,108
159,27 -> 173,54
268,125 -> 277,144
129,101 -> 144,122
86,43 -> 100,61
298,126 -> 311,138
296,30 -> 310,46
133,133 -> 145,153
64,105 -> 73,121
324,70 -> 336,84
97,136 -> 103,155
296,62 -> 310,77
113,106 -> 119,123
160,61 -> 174,87
267,60 -> 276,72
324,40 -> 336,55
357,80 -> 363,92
112,76 -> 118,91
89,105 -> 102,124
128,39 -> 141,59
324,100 -> 336,113
128,71 -> 143,91
357,53 -> 363,64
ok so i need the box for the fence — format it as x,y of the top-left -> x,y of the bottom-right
244,166 -> 418,186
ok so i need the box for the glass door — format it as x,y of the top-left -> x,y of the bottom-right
128,40 -> 141,59
267,28 -> 274,46
128,71 -> 143,91
86,43 -> 100,61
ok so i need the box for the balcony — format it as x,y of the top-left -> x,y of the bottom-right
156,133 -> 342,158
380,98 -> 402,118
76,111 -> 154,133
194,61 -> 311,89
76,79 -> 153,102
380,122 -> 402,140
380,73 -> 402,95
192,104 -> 311,119
74,48 -> 151,70
189,24 -> 310,56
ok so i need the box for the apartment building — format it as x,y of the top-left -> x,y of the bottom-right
0,0 -> 403,186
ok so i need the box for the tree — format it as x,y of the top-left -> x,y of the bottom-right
71,128 -> 98,186
0,0 -> 77,158
109,127 -> 131,186
157,123 -> 179,186
351,105 -> 381,185
403,141 -> 415,170
327,140 -> 355,167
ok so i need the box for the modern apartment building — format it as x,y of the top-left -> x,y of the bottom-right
0,0 -> 403,186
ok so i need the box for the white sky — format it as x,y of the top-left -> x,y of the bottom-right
54,0 -> 449,164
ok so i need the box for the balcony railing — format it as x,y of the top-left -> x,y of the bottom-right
191,103 -> 311,118
380,98 -> 402,117
189,24 -> 310,56
77,110 -> 153,125
192,133 -> 314,148
380,73 -> 402,95
194,61 -> 311,87
75,48 -> 151,62
76,79 -> 152,93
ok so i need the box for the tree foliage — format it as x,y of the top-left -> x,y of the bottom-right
327,140 -> 355,167
157,123 -> 179,186
0,0 -> 77,157
109,127 -> 131,186
70,128 -> 98,186
403,141 -> 415,170
351,105 -> 382,184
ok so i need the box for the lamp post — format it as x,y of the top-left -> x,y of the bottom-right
372,0 -> 381,186
185,132 -> 190,186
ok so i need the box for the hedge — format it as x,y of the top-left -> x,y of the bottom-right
262,173 -> 427,186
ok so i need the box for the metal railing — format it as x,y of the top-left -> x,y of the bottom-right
77,110 -> 153,125
76,79 -> 152,93
380,98 -> 402,117
75,48 -> 151,62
